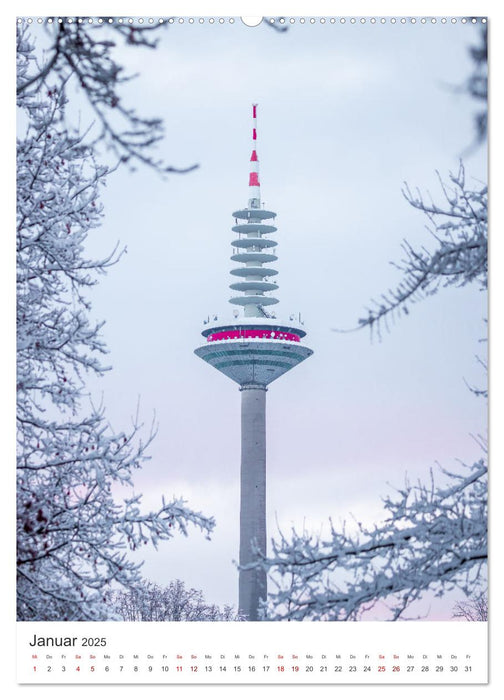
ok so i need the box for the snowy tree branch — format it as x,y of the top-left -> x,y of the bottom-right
352,164 -> 487,338
17,31 -> 214,621
253,459 -> 487,621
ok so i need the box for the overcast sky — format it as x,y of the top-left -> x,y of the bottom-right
25,17 -> 487,619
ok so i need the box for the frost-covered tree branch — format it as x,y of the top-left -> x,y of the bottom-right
17,20 -> 197,174
352,22 -> 487,338
464,25 -> 487,145
110,579 -> 245,621
17,32 -> 213,621
256,26 -> 488,621
264,172 -> 488,620
254,458 -> 487,621
452,592 -> 487,621
356,164 -> 487,338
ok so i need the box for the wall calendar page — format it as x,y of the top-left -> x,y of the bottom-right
14,5 -> 489,693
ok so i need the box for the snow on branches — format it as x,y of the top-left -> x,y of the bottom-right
358,164 -> 487,337
16,31 -> 214,621
254,67 -> 488,620
17,20 -> 197,174
256,164 -> 488,620
254,457 -> 487,621
110,579 -> 244,621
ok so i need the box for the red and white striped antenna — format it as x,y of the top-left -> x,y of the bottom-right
248,103 -> 261,209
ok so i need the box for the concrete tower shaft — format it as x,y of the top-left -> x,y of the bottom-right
239,384 -> 267,620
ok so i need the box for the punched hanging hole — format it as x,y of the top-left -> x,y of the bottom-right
241,16 -> 263,27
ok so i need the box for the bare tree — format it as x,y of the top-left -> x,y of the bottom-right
453,593 -> 488,621
17,18 -> 197,174
252,28 -> 488,622
111,579 -> 244,621
255,180 -> 487,620
464,24 -> 487,145
255,164 -> 488,621
16,27 -> 213,621
253,455 -> 486,621
355,164 -> 487,339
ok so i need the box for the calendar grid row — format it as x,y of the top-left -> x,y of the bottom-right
23,652 -> 480,683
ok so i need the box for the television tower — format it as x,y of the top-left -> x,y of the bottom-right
195,105 -> 313,621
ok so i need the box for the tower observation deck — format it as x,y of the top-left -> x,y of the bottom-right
194,105 -> 313,620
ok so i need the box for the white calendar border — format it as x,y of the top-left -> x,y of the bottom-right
5,0 -> 501,697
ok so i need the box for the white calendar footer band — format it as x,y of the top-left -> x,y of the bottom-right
17,621 -> 488,684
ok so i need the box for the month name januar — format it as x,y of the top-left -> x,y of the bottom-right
29,635 -> 77,647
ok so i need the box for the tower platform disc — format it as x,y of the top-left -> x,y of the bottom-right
195,339 -> 313,386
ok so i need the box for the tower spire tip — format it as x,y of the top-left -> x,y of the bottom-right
249,104 -> 260,208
